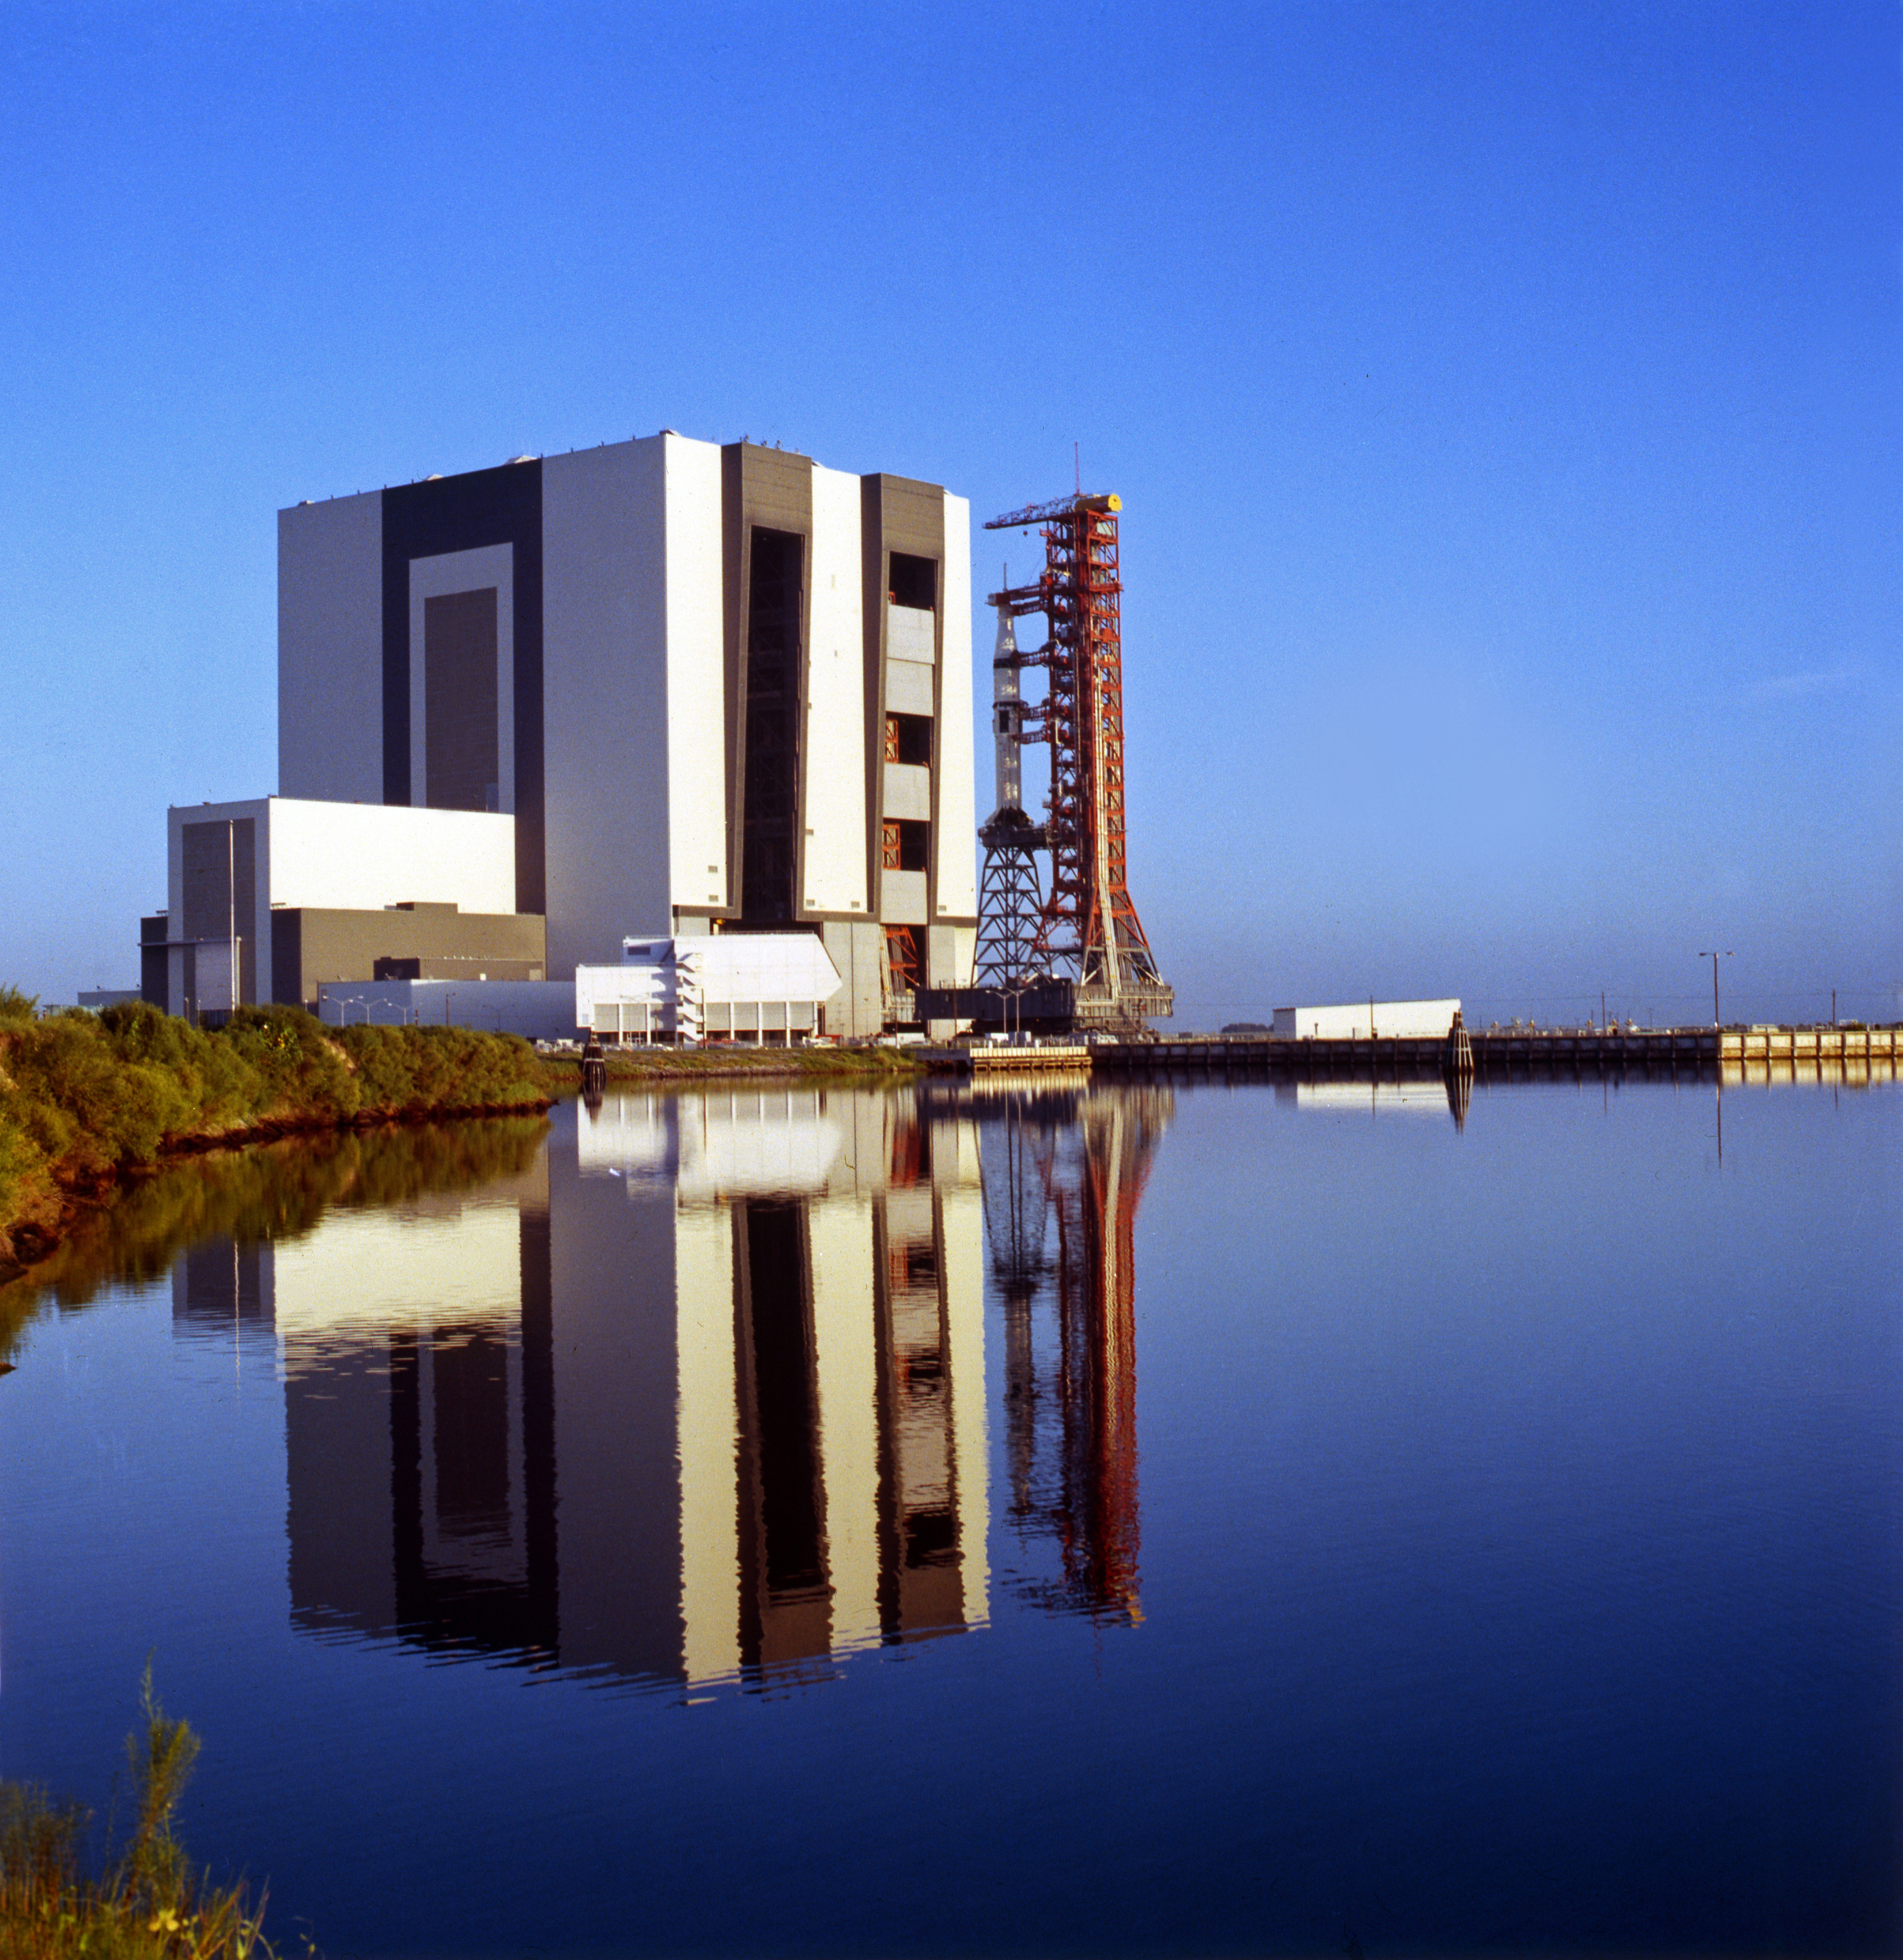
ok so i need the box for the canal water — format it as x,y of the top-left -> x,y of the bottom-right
2,1074 -> 1898,1957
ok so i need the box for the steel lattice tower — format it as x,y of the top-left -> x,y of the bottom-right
975,600 -> 1046,987
977,1082 -> 1173,1623
983,493 -> 1170,1027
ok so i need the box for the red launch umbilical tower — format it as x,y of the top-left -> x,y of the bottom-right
982,1081 -> 1172,1622
982,492 -> 1171,1029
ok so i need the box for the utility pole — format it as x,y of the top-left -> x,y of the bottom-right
1832,988 -> 1837,1028
1698,950 -> 1732,1030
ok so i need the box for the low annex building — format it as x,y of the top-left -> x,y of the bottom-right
315,976 -> 574,1041
141,797 -> 542,1019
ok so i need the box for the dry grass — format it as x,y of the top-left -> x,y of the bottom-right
0,1673 -> 275,1960
539,1043 -> 926,1090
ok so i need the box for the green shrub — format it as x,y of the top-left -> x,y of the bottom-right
220,1009 -> 358,1124
0,1110 -> 50,1249
0,999 -> 548,1268
1,1118 -> 547,1357
332,1022 -> 544,1113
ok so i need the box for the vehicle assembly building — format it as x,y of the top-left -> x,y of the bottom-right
141,434 -> 979,1040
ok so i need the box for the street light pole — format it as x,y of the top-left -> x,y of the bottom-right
1698,949 -> 1732,1030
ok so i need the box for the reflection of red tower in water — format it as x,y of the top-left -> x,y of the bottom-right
985,1087 -> 1170,1624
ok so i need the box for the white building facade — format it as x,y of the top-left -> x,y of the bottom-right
279,434 -> 977,1038
1271,999 -> 1463,1040
576,932 -> 843,1045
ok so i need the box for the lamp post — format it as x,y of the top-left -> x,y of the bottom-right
1698,949 -> 1732,1030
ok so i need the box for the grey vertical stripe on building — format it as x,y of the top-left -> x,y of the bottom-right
181,818 -> 258,1004
858,477 -> 945,930
424,587 -> 501,812
722,445 -> 815,927
382,464 -> 544,913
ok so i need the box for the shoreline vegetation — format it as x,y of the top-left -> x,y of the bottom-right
0,990 -> 551,1284
0,990 -> 925,1289
0,1119 -> 548,1365
0,1670 -> 272,1959
535,1040 -> 925,1091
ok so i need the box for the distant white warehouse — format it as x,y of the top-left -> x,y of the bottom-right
1272,999 -> 1462,1040
576,934 -> 843,1045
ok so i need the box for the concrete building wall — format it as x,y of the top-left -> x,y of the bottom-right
316,977 -> 573,1040
884,762 -> 931,822
541,439 -> 671,975
279,494 -> 383,803
820,920 -> 884,1040
266,799 -> 517,915
883,870 -> 928,926
663,435 -> 728,928
804,463 -> 869,918
935,491 -> 978,932
162,798 -> 517,1013
167,800 -> 270,1014
281,905 -> 545,1009
408,544 -> 514,816
575,933 -> 840,1042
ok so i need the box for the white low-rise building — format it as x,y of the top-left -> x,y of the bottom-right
576,933 -> 843,1045
1272,998 -> 1462,1040
317,977 -> 576,1042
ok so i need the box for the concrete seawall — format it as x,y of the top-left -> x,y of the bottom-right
926,1027 -> 1898,1083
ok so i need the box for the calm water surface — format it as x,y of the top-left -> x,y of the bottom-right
3,1073 -> 1898,1957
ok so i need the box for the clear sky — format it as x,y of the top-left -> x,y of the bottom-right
3,1 -> 1897,1028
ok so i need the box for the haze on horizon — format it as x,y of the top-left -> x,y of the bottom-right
1,1 -> 1896,1029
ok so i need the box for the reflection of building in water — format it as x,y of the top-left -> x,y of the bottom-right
177,1090 -> 988,1690
1274,1080 -> 1451,1117
172,1238 -> 273,1342
975,1083 -> 1171,1624
667,1089 -> 988,1678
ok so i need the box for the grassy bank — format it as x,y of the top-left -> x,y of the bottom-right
1,1673 -> 272,1959
537,1042 -> 926,1091
0,990 -> 548,1280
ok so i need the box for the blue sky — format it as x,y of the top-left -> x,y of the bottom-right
2,1 -> 1897,1026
